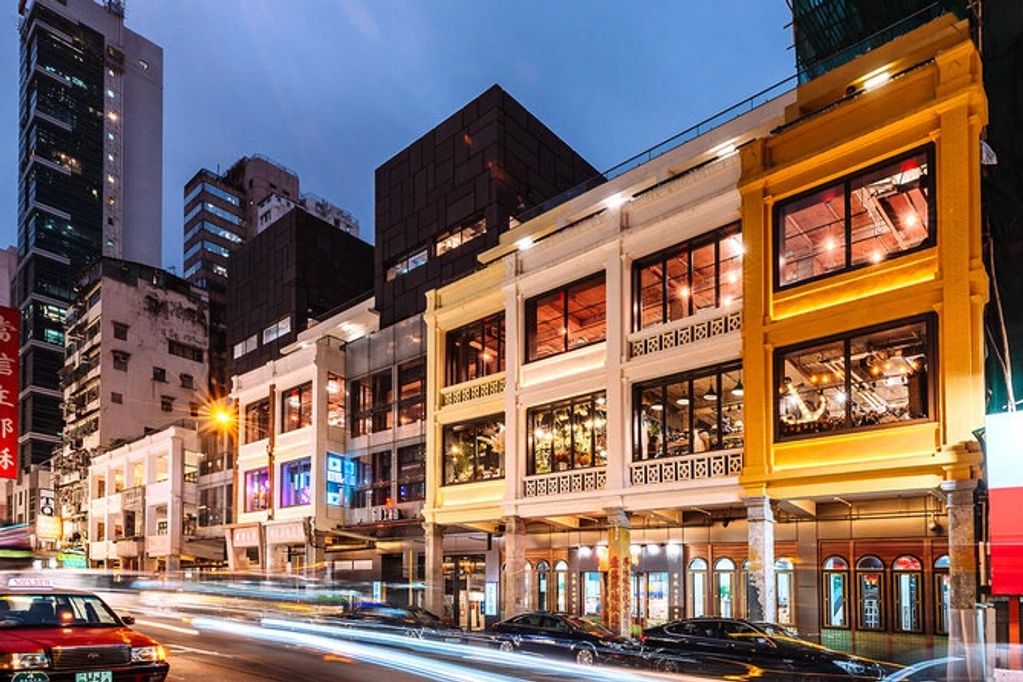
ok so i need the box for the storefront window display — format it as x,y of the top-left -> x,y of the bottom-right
893,555 -> 923,633
714,557 -> 736,617
775,558 -> 795,625
934,554 -> 950,635
280,457 -> 312,507
688,558 -> 708,618
244,468 -> 270,512
856,555 -> 885,631
555,561 -> 569,612
583,572 -> 602,616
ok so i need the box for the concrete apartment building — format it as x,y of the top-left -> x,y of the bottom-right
88,423 -> 221,570
16,0 -> 163,469
53,258 -> 208,559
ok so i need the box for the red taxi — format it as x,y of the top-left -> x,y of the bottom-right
0,578 -> 168,682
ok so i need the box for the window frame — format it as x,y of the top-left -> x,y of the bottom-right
441,413 -> 505,486
773,314 -> 937,443
445,312 -> 505,386
524,272 -> 607,363
397,360 -> 425,426
822,555 -> 850,630
526,390 -> 607,475
633,361 -> 744,461
773,144 -> 936,291
279,457 -> 312,508
244,398 -> 271,444
244,467 -> 270,513
281,382 -> 313,432
632,222 -> 742,332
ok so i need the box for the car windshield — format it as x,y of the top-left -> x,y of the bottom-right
411,608 -> 443,624
563,616 -> 614,637
0,593 -> 121,628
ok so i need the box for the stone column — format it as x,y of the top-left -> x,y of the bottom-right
423,522 -> 445,617
941,479 -> 980,680
502,516 -> 526,618
605,507 -> 632,637
746,496 -> 776,623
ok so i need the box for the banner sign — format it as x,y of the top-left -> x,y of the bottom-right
986,411 -> 1023,595
0,307 -> 18,479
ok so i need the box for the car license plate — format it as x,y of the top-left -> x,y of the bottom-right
75,672 -> 112,682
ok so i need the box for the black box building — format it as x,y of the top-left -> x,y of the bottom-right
374,84 -> 599,326
226,208 -> 374,376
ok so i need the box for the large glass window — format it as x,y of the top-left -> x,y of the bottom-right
326,373 -> 345,428
634,364 -> 744,460
633,224 -> 742,330
446,313 -> 505,386
351,371 -> 392,436
823,556 -> 849,628
244,468 -> 269,513
776,317 -> 933,440
397,360 -> 424,425
442,415 -> 505,485
353,451 -> 391,508
776,147 -> 934,288
281,382 -> 313,432
280,458 -> 312,507
893,555 -> 923,633
436,217 -> 486,256
397,444 -> 425,502
856,555 -> 885,631
583,572 -> 602,616
525,274 -> 606,362
527,392 -> 607,475
244,398 -> 270,443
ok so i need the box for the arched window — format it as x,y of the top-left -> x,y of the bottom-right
688,558 -> 708,618
554,560 -> 569,612
855,555 -> 885,631
536,561 -> 550,611
892,555 -> 922,633
934,554 -> 950,635
775,558 -> 795,625
714,557 -> 737,617
524,561 -> 533,611
822,555 -> 848,628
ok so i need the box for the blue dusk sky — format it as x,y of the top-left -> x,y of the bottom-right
0,0 -> 794,272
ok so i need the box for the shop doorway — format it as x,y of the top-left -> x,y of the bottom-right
445,554 -> 486,631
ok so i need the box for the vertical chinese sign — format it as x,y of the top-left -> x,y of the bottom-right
0,307 -> 17,479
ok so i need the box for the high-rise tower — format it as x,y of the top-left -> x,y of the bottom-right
15,0 -> 163,468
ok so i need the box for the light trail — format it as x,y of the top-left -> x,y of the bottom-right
192,616 -> 535,682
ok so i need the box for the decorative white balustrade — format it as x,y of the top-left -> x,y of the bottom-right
524,467 -> 608,498
440,373 -> 506,408
630,309 -> 741,358
630,449 -> 742,486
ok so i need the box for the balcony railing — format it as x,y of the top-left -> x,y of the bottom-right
523,467 -> 607,499
440,372 -> 505,409
630,309 -> 741,359
630,449 -> 742,486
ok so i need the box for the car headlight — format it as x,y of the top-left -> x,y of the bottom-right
131,646 -> 166,663
11,652 -> 49,670
833,659 -> 869,675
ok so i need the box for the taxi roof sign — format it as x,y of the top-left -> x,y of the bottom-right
7,577 -> 52,589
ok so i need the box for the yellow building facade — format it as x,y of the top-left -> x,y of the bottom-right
740,15 -> 986,649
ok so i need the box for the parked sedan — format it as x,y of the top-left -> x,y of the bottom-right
490,612 -> 643,667
324,604 -> 465,643
642,617 -> 900,680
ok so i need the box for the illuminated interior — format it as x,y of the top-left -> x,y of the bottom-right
527,274 -> 606,361
777,150 -> 931,287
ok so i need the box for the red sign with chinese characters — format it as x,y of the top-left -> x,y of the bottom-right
0,307 -> 18,479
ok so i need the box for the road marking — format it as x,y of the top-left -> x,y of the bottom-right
135,619 -> 201,636
166,644 -> 234,658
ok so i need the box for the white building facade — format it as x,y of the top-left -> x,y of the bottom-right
226,300 -> 376,572
424,93 -> 794,632
87,424 -> 215,570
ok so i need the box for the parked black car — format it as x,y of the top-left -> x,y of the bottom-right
642,617 -> 901,680
489,612 -> 643,666
324,604 -> 465,642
